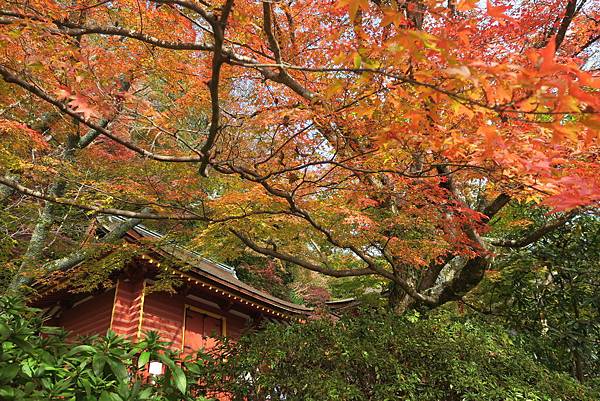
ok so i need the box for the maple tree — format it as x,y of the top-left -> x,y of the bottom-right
0,0 -> 598,310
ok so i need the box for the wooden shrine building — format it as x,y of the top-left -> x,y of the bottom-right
31,217 -> 313,353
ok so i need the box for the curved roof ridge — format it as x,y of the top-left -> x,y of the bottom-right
105,216 -> 238,276
100,216 -> 313,315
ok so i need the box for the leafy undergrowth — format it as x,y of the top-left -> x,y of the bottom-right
205,309 -> 599,401
1,296 -> 597,400
0,296 -> 211,401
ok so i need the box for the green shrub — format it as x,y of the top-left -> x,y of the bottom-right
1,296 -> 597,400
205,309 -> 598,401
0,296 -> 211,401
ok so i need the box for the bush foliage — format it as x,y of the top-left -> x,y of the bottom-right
1,295 -> 597,400
0,296 -> 211,401
479,216 -> 600,382
206,310 -> 597,401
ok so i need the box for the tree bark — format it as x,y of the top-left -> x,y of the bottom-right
9,111 -> 116,291
388,282 -> 414,314
434,256 -> 489,305
0,173 -> 18,199
9,133 -> 78,290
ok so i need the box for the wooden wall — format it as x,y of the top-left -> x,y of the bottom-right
57,289 -> 115,337
140,291 -> 185,348
52,278 -> 256,351
139,289 -> 251,350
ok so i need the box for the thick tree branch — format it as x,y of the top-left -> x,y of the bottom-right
555,0 -> 580,51
263,2 -> 283,65
0,175 -> 201,219
198,0 -> 234,176
0,173 -> 18,198
261,1 -> 306,96
0,10 -> 212,50
574,33 -> 600,56
488,209 -> 580,248
230,228 -> 375,278
42,211 -> 148,273
482,193 -> 511,219
0,65 -> 201,162
433,256 -> 489,305
153,0 -> 215,20
0,175 -> 294,222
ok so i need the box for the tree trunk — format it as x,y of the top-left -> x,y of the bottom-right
9,134 -> 78,291
435,256 -> 489,305
572,349 -> 584,382
388,282 -> 415,314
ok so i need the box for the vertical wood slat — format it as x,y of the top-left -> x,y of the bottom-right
110,279 -> 145,338
140,291 -> 250,350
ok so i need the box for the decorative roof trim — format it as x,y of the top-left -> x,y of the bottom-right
98,217 -> 313,316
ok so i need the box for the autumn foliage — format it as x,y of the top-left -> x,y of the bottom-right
0,0 -> 598,307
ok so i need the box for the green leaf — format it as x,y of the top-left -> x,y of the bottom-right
67,345 -> 96,356
116,381 -> 130,399
107,358 -> 128,381
0,386 -> 15,400
156,353 -> 175,370
11,337 -> 33,354
137,351 -> 150,368
99,390 -> 123,401
40,326 -> 64,335
0,364 -> 19,381
23,381 -> 34,395
137,387 -> 153,400
171,365 -> 187,395
92,354 -> 107,376
21,362 -> 33,378
81,378 -> 92,397
186,362 -> 201,375
0,322 -> 10,340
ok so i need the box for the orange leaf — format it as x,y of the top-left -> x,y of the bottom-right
539,37 -> 559,73
381,8 -> 406,26
457,0 -> 478,11
337,0 -> 369,20
486,0 -> 515,22
551,123 -> 579,144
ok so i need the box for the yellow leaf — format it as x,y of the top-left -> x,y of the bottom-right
337,0 -> 369,20
353,52 -> 362,68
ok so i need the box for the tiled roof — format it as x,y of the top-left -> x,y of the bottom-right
101,217 -> 313,316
